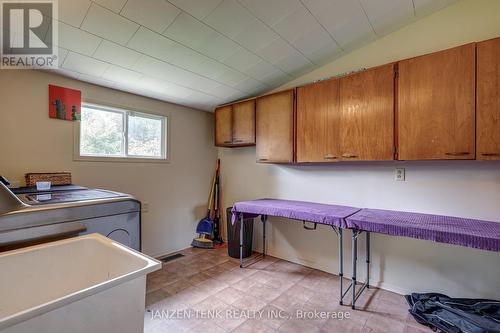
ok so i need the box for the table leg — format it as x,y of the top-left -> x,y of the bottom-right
366,232 -> 370,289
339,228 -> 344,305
239,213 -> 244,268
261,215 -> 267,257
352,230 -> 358,309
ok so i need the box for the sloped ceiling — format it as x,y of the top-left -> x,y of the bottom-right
36,0 -> 457,111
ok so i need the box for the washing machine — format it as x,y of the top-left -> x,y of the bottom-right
0,184 -> 141,251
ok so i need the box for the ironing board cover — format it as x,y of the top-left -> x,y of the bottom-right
346,209 -> 500,252
231,199 -> 360,227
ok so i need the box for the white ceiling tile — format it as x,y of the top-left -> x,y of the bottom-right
197,33 -> 239,62
93,41 -> 141,68
360,0 -> 414,36
205,83 -> 242,99
132,56 -> 195,86
121,0 -> 181,33
165,44 -> 208,71
191,58 -> 230,79
102,65 -> 143,82
128,27 -> 206,70
291,25 -> 342,64
413,0 -> 457,17
81,4 -> 139,45
222,47 -> 261,72
242,60 -> 276,77
56,47 -> 69,65
186,75 -> 225,95
215,68 -> 248,86
238,0 -> 302,26
57,22 -> 102,56
233,20 -> 279,51
163,13 -> 215,48
167,0 -> 223,20
203,0 -> 256,38
186,90 -> 226,105
62,52 -> 109,77
274,51 -> 312,76
58,0 -> 92,26
243,61 -> 289,86
272,7 -> 319,43
132,56 -> 167,75
78,73 -> 116,88
138,77 -> 193,98
233,77 -> 265,93
187,76 -> 219,91
93,0 -> 127,12
128,27 -> 176,58
301,0 -> 375,50
305,43 -> 343,66
256,38 -> 295,64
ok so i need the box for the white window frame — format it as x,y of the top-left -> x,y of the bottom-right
74,102 -> 169,163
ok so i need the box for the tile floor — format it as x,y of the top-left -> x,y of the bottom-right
144,247 -> 433,333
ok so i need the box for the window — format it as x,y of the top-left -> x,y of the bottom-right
77,103 -> 167,161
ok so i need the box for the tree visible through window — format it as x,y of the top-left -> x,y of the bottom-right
79,104 -> 166,160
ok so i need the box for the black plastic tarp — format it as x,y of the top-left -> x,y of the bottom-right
405,293 -> 500,333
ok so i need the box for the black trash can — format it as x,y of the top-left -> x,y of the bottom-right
226,207 -> 253,258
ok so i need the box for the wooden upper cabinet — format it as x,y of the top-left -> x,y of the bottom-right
215,105 -> 232,146
398,44 -> 476,160
339,64 -> 395,161
232,100 -> 255,145
296,79 -> 340,163
256,90 -> 295,163
477,37 -> 500,160
214,100 -> 255,147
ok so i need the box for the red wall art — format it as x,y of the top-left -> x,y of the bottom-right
49,84 -> 81,121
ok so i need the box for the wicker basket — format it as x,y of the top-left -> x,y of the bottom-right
25,172 -> 72,187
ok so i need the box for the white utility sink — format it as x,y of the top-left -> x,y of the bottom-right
0,233 -> 161,333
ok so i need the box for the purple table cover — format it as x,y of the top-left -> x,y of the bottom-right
231,199 -> 360,228
346,209 -> 500,252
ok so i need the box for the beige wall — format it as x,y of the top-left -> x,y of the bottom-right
0,70 -> 217,257
220,0 -> 500,298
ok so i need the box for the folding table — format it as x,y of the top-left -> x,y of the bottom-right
345,209 -> 500,309
231,199 -> 361,305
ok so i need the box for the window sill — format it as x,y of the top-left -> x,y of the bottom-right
74,155 -> 170,164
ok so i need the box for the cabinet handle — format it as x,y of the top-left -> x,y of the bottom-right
223,140 -> 232,144
324,154 -> 337,160
342,154 -> 358,158
481,153 -> 500,157
445,152 -> 470,156
233,139 -> 244,143
258,158 -> 269,162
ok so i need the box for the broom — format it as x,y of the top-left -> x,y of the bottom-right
191,168 -> 217,249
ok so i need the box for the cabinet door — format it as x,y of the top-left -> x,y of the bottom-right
339,64 -> 395,161
232,100 -> 255,146
214,105 -> 232,146
256,90 -> 295,163
398,44 -> 476,160
296,79 -> 340,163
477,38 -> 500,160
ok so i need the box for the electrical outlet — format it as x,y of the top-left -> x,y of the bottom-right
142,202 -> 149,213
395,168 -> 405,181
